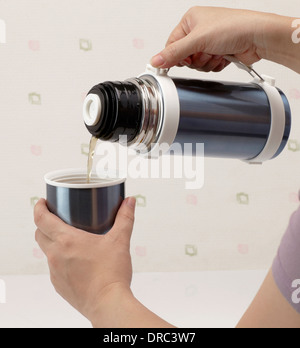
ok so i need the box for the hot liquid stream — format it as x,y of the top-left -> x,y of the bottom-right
87,136 -> 98,183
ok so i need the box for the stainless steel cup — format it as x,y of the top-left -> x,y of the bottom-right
45,169 -> 125,235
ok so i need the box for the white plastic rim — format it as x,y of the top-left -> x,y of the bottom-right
226,57 -> 287,164
139,65 -> 180,158
83,94 -> 102,127
246,75 -> 286,164
45,168 -> 126,189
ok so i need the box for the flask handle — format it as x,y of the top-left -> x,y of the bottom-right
224,55 -> 265,81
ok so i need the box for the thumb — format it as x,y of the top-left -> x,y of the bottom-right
151,34 -> 199,69
110,197 -> 136,242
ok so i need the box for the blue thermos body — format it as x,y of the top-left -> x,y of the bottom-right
83,64 -> 291,164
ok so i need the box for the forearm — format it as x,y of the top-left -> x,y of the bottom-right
91,284 -> 175,328
237,205 -> 300,328
255,13 -> 300,73
237,270 -> 300,328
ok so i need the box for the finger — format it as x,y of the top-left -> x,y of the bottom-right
196,55 -> 224,72
35,228 -> 52,255
212,59 -> 231,73
189,52 -> 212,70
165,21 -> 189,47
178,57 -> 193,67
34,198 -> 70,241
176,57 -> 193,68
110,197 -> 136,243
235,52 -> 260,67
212,61 -> 226,73
151,33 -> 202,69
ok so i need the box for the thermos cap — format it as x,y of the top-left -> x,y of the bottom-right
83,93 -> 102,126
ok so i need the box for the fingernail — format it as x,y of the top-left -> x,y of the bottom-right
151,54 -> 165,67
213,55 -> 223,60
126,197 -> 136,209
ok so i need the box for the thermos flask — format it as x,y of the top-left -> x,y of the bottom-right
83,60 -> 291,164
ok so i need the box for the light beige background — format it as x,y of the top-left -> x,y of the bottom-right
0,0 -> 299,274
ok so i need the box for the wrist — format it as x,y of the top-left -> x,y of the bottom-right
255,13 -> 299,71
89,282 -> 134,328
89,281 -> 175,328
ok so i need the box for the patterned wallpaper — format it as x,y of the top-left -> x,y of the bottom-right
0,0 -> 300,274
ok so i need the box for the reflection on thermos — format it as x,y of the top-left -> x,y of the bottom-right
83,63 -> 291,164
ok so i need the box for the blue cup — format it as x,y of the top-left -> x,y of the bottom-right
45,169 -> 125,235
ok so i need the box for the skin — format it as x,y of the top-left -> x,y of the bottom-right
151,7 -> 300,74
237,270 -> 300,328
35,7 -> 300,328
35,198 -> 174,328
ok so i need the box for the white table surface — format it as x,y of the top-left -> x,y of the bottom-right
0,270 -> 267,328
